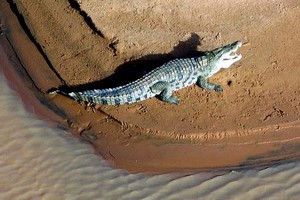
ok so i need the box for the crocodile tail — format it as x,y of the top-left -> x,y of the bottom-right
49,89 -> 72,98
67,87 -> 154,105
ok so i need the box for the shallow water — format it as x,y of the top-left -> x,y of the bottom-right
0,74 -> 299,200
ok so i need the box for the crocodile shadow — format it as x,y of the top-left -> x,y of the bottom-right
55,33 -> 205,93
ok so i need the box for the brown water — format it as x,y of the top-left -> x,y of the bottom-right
0,74 -> 299,199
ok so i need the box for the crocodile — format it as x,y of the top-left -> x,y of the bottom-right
52,41 -> 242,105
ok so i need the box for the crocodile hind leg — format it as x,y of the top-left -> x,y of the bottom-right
150,81 -> 180,104
197,76 -> 223,92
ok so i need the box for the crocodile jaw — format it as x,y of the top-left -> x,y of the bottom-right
205,41 -> 242,77
219,41 -> 242,68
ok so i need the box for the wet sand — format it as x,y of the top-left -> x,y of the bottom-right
1,0 -> 300,172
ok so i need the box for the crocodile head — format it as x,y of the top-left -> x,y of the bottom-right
206,41 -> 242,75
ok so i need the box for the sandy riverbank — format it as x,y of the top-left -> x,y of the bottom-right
1,0 -> 300,173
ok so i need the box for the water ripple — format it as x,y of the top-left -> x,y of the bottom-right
0,75 -> 300,199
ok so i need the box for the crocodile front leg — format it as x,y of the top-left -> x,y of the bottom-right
197,76 -> 223,92
150,81 -> 180,104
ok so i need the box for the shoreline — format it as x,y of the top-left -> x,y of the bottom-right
1,0 -> 300,173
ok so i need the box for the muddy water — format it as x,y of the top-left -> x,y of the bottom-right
0,74 -> 299,199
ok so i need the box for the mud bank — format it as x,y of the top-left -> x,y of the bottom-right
0,0 -> 300,173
